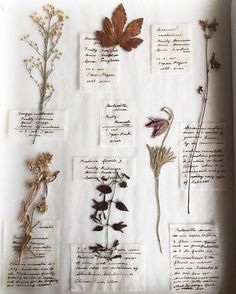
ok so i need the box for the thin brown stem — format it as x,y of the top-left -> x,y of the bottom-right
155,177 -> 162,253
106,177 -> 117,249
187,37 -> 209,214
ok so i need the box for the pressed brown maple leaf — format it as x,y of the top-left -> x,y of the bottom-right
96,3 -> 143,52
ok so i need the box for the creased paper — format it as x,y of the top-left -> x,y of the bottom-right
80,33 -> 119,91
73,157 -> 135,181
71,244 -> 145,292
152,24 -> 191,72
100,100 -> 135,146
170,224 -> 220,292
179,122 -> 226,190
3,220 -> 59,288
9,110 -> 67,140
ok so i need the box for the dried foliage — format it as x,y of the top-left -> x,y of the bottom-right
21,4 -> 68,143
146,107 -> 175,253
18,153 -> 59,265
187,19 -> 221,214
96,3 -> 143,52
89,171 -> 129,261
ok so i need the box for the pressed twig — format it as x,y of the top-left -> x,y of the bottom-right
146,107 -> 175,253
186,19 -> 221,214
17,153 -> 59,265
21,4 -> 68,144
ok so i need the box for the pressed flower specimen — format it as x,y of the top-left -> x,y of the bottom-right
186,19 -> 221,214
21,4 -> 68,144
89,172 -> 129,261
18,153 -> 59,264
146,107 -> 175,253
96,3 -> 143,52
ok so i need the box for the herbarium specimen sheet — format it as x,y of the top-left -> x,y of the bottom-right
0,0 -> 236,293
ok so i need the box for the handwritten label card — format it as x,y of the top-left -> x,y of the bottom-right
152,24 -> 191,72
3,220 -> 59,288
170,224 -> 220,292
71,244 -> 144,292
9,110 -> 67,140
180,122 -> 226,190
73,157 -> 135,181
100,100 -> 135,146
80,33 -> 120,91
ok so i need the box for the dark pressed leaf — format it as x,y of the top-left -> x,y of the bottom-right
112,3 -> 127,35
124,18 -> 143,38
101,176 -> 108,181
120,37 -> 143,52
90,214 -> 101,224
96,243 -> 104,249
92,199 -> 109,211
93,226 -> 104,231
96,185 -> 112,194
210,53 -> 221,72
122,173 -> 130,179
112,255 -> 122,259
111,222 -> 127,233
115,201 -> 128,211
112,239 -> 119,248
197,86 -> 204,94
119,181 -> 127,188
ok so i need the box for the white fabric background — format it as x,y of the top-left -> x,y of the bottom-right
0,0 -> 235,293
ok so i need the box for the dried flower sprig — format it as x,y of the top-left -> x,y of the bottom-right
186,19 -> 221,214
18,153 -> 59,265
21,4 -> 68,144
146,107 -> 175,253
89,171 -> 129,261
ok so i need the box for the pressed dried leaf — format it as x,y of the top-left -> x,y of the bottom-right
96,3 -> 143,52
115,201 -> 128,211
92,199 -> 109,211
93,225 -> 104,231
111,222 -> 127,233
119,181 -> 127,188
96,184 -> 112,194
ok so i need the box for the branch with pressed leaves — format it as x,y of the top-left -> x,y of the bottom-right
17,153 -> 59,265
145,107 -> 175,253
89,171 -> 129,261
21,4 -> 68,144
186,19 -> 221,214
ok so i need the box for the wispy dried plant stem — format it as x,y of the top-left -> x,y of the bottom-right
21,4 -> 68,144
187,19 -> 221,214
146,107 -> 175,253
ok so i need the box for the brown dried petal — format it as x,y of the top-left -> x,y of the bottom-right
96,184 -> 112,194
145,118 -> 169,138
210,53 -> 221,72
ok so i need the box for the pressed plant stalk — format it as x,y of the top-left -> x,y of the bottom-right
18,153 -> 59,265
146,107 -> 175,253
186,19 -> 221,214
90,172 -> 129,260
21,4 -> 68,144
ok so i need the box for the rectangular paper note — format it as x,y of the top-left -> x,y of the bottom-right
3,220 -> 59,288
80,33 -> 119,91
170,224 -> 220,292
9,110 -> 67,140
180,122 -> 226,190
71,244 -> 145,292
100,100 -> 135,145
152,24 -> 191,72
73,157 -> 135,181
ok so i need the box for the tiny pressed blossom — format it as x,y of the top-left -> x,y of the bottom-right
186,19 -> 221,214
145,107 -> 175,253
21,4 -> 68,144
89,171 -> 129,261
17,153 -> 59,265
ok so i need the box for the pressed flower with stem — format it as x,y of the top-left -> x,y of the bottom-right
186,19 -> 221,214
89,171 -> 129,261
21,4 -> 68,144
146,107 -> 175,253
17,153 -> 59,265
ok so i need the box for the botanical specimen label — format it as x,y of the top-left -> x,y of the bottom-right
71,244 -> 145,292
170,224 -> 220,292
73,157 -> 135,181
9,110 -> 67,140
80,33 -> 120,91
3,220 -> 59,288
179,122 -> 226,190
100,100 -> 135,146
152,24 -> 192,72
